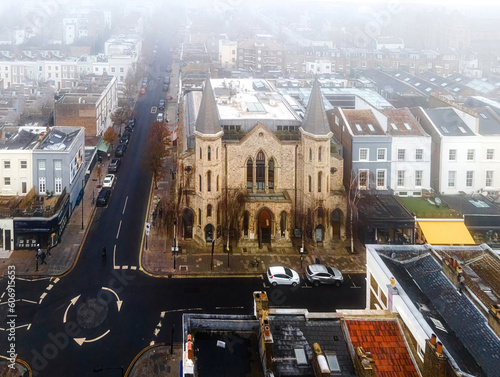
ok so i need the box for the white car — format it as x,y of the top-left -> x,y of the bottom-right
102,174 -> 115,188
156,112 -> 164,122
267,266 -> 301,287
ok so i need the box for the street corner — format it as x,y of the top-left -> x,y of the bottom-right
127,344 -> 182,377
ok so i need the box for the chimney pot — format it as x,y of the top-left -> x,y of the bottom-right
390,277 -> 396,288
264,326 -> 270,337
430,333 -> 437,346
436,341 -> 443,355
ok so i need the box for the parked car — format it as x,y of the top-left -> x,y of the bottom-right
115,143 -> 127,157
156,112 -> 164,122
267,266 -> 300,287
140,88 -> 146,95
108,158 -> 121,173
96,188 -> 111,207
305,264 -> 343,287
158,99 -> 165,110
124,125 -> 133,133
120,132 -> 131,144
128,118 -> 136,127
163,84 -> 169,92
102,174 -> 115,188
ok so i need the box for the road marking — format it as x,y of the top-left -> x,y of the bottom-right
160,311 -> 165,318
0,292 -> 4,299
350,282 -> 361,289
122,196 -> 128,214
63,295 -> 81,323
113,245 -> 117,269
21,299 -> 37,304
154,328 -> 160,337
47,284 -> 54,291
116,220 -> 122,239
162,308 -> 202,313
122,265 -> 129,270
130,266 -> 137,270
39,292 -> 47,304
15,324 -> 30,330
151,107 -> 158,113
74,330 -> 111,346
27,323 -> 31,331
102,287 -> 123,311
150,341 -> 155,346
52,278 -> 60,284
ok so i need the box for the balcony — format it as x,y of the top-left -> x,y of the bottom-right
0,187 -> 68,219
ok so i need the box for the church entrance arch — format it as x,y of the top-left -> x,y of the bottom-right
331,209 -> 343,239
257,208 -> 273,245
182,208 -> 194,239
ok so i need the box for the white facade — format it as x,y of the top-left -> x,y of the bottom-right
218,40 -> 237,70
0,150 -> 33,196
305,60 -> 332,75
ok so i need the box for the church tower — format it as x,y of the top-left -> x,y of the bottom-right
299,79 -> 334,243
193,79 -> 224,244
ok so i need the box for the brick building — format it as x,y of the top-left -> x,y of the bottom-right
178,78 -> 346,248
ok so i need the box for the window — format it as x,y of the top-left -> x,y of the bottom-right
376,170 -> 386,189
199,175 -> 202,191
216,147 -> 219,160
467,149 -> 475,161
207,204 -> 212,217
466,171 -> 474,187
486,171 -> 494,187
208,146 -> 211,161
318,172 -> 322,192
308,175 -> 312,192
243,211 -> 249,236
217,175 -> 219,191
207,171 -> 211,192
39,177 -> 46,193
3,160 -> 10,169
280,211 -> 286,237
448,171 -> 456,187
199,147 -> 202,159
415,170 -> 423,186
309,148 -> 312,161
55,178 -> 62,194
256,151 -> 265,190
359,148 -> 368,161
397,170 -> 405,186
4,177 -> 10,185
377,148 -> 386,161
247,159 -> 253,189
198,209 -> 201,225
397,149 -> 405,161
120,67 -> 124,73
318,147 -> 322,162
20,160 -> 27,169
487,149 -> 494,160
359,170 -> 368,189
268,159 -> 274,189
415,149 -> 423,160
449,149 -> 457,161
38,160 -> 46,170
54,160 -> 62,170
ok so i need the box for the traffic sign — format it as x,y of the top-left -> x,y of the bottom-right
145,222 -> 151,236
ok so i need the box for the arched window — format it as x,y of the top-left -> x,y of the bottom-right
207,146 -> 211,161
256,151 -> 265,190
207,204 -> 212,217
199,147 -> 202,159
216,147 -> 219,160
318,171 -> 322,192
217,175 -> 219,191
309,148 -> 312,161
308,175 -> 312,192
318,147 -> 322,162
268,159 -> 274,189
280,211 -> 286,237
199,174 -> 202,191
207,171 -> 211,192
198,208 -> 201,225
243,211 -> 249,236
247,159 -> 253,189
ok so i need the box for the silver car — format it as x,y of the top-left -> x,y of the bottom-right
305,264 -> 343,287
267,266 -> 300,287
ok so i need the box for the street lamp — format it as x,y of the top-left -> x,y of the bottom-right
93,366 -> 124,377
81,178 -> 84,230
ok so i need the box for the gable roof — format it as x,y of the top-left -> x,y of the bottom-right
195,79 -> 222,135
301,78 -> 331,136
345,319 -> 419,377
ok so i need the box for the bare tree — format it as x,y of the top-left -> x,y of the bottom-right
218,188 -> 248,249
111,105 -> 133,127
146,121 -> 172,189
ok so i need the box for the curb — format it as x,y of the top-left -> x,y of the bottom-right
125,343 -> 165,377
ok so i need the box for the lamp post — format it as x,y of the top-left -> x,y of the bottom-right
93,366 -> 124,377
81,178 -> 84,230
173,219 -> 177,269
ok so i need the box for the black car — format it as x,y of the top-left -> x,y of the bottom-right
124,125 -> 133,133
163,84 -> 169,92
115,143 -> 127,157
96,188 -> 111,207
108,158 -> 121,173
158,99 -> 165,110
120,132 -> 131,144
128,118 -> 136,127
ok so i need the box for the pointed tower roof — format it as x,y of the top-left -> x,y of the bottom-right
195,79 -> 221,135
301,79 -> 331,136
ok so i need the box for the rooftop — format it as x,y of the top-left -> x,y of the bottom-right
342,109 -> 385,136
424,108 -> 476,137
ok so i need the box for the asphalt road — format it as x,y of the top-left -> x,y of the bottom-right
0,47 -> 366,376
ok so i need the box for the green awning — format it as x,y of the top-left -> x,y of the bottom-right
96,138 -> 109,154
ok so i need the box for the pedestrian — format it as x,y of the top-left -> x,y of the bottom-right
36,247 -> 42,259
46,245 -> 52,256
102,247 -> 107,261
40,251 -> 47,265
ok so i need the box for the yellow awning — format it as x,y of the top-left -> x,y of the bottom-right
418,221 -> 475,245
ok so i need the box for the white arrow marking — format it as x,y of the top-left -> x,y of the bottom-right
160,311 -> 166,318
63,295 -> 81,323
102,287 -> 122,311
113,245 -> 117,269
15,324 -> 30,329
154,328 -> 160,337
74,329 -> 110,346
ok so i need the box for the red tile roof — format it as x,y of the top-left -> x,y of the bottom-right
345,319 -> 419,377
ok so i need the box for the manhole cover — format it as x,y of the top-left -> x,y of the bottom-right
76,298 -> 109,329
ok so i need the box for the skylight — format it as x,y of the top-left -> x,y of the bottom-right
480,113 -> 488,119
415,82 -> 421,86
390,122 -> 398,130
367,123 -> 375,132
355,123 -> 362,132
425,87 -> 432,92
404,122 -> 411,130
430,78 -> 436,82
458,126 -> 467,134
441,126 -> 449,134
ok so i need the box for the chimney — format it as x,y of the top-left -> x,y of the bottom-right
390,277 -> 396,288
254,291 -> 268,319
259,316 -> 273,371
353,347 -> 375,377
488,304 -> 500,337
312,343 -> 330,377
422,336 -> 449,377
